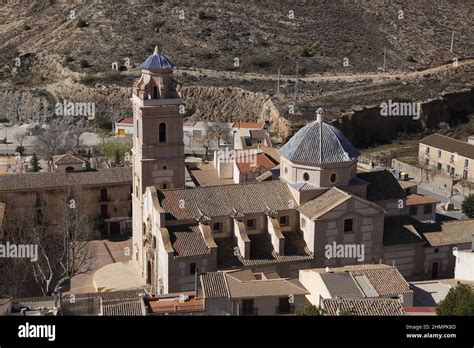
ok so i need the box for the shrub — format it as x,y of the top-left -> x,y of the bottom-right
250,55 -> 272,68
80,59 -> 91,68
437,284 -> 474,315
461,194 -> 474,218
198,10 -> 217,20
23,24 -> 31,31
76,17 -> 88,28
65,56 -> 75,63
405,55 -> 416,63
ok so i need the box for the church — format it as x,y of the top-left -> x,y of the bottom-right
131,49 -> 474,295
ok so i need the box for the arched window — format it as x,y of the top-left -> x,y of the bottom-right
159,123 -> 166,143
330,173 -> 337,184
161,182 -> 168,189
153,85 -> 158,99
303,172 -> 310,181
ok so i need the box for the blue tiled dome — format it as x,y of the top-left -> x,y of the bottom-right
140,46 -> 174,70
280,120 -> 359,165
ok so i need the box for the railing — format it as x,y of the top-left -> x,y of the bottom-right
276,305 -> 295,315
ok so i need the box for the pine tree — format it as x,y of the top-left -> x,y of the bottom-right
28,152 -> 42,172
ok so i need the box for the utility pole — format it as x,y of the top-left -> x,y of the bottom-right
450,30 -> 455,53
294,61 -> 299,104
277,66 -> 281,95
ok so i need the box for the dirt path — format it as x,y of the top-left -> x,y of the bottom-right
176,58 -> 474,84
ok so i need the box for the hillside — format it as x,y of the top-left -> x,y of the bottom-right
1,0 -> 473,145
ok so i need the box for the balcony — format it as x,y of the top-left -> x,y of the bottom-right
276,305 -> 295,315
240,307 -> 258,316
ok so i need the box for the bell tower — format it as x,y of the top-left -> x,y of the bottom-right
131,47 -> 185,269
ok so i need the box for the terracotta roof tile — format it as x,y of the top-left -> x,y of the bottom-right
420,133 -> 474,159
322,298 -> 406,316
167,224 -> 211,258
357,170 -> 406,201
406,193 -> 440,206
158,180 -> 295,220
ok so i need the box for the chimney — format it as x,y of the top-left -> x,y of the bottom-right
316,107 -> 325,124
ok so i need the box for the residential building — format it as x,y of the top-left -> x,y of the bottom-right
201,269 -> 308,315
299,264 -> 414,307
0,167 -> 133,236
114,118 -> 134,137
419,133 -> 474,181
452,235 -> 474,281
406,193 -> 440,221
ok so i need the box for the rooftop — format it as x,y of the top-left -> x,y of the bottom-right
310,264 -> 412,297
140,46 -> 174,70
0,167 -> 132,191
116,117 -> 134,125
232,122 -> 264,129
52,154 -> 85,166
357,170 -> 406,201
201,269 -> 308,300
279,119 -> 359,165
420,133 -> 474,160
158,180 -> 295,220
406,193 -> 440,206
298,187 -> 385,221
322,298 -> 406,316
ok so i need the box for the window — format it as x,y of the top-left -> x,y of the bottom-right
246,219 -> 256,229
424,158 -> 429,166
423,204 -> 433,214
163,165 -> 167,170
161,182 -> 168,189
213,222 -> 222,232
463,170 -> 468,180
257,139 -> 262,144
303,172 -> 310,181
330,173 -> 337,184
343,219 -> 353,233
409,206 -> 418,215
159,123 -> 166,143
437,163 -> 442,171
465,159 -> 469,168
100,188 -> 108,202
65,166 -> 74,172
425,146 -> 430,155
438,150 -> 442,158
450,154 -> 455,163
279,216 -> 289,226
241,299 -> 255,316
434,248 -> 439,253
284,166 -> 288,175
153,85 -> 158,99
447,165 -> 451,173
153,236 -> 156,249
189,263 -> 197,275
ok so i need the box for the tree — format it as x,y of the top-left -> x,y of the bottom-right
297,305 -> 326,316
437,284 -> 474,315
28,152 -> 42,172
94,137 -> 132,167
33,119 -> 75,169
461,194 -> 474,218
6,189 -> 98,296
207,121 -> 231,147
